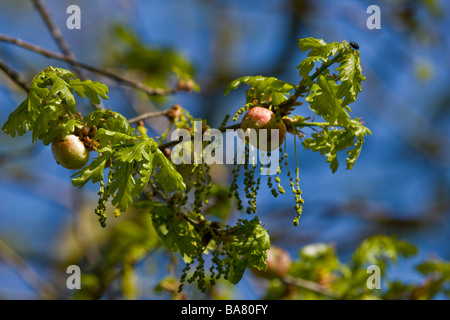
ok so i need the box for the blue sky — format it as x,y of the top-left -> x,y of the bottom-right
0,0 -> 449,299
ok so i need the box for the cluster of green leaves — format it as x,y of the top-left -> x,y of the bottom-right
221,217 -> 270,284
1,66 -> 185,226
135,201 -> 269,292
1,65 -> 270,293
1,37 -> 374,295
298,38 -> 371,172
264,235 -> 450,300
221,39 -> 370,228
1,66 -> 108,144
150,202 -> 199,263
224,76 -> 296,106
225,38 -> 371,173
72,108 -> 186,224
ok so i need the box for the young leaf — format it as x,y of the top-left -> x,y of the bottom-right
306,74 -> 350,126
227,217 -> 270,284
298,38 -> 345,58
335,51 -> 366,105
302,129 -> 344,173
224,76 -> 295,105
2,99 -> 34,138
2,66 -> 112,144
151,203 -> 198,260
69,79 -> 109,105
416,259 -> 450,278
32,103 -> 65,142
297,56 -> 325,77
85,109 -> 134,136
94,128 -> 135,145
133,160 -> 152,198
114,138 -> 153,163
104,25 -> 197,94
71,148 -> 113,188
109,161 -> 135,212
2,83 -> 48,138
41,118 -> 82,146
345,119 -> 372,170
288,243 -> 340,281
298,37 -> 328,52
47,73 -> 76,110
49,67 -> 75,81
153,147 -> 186,192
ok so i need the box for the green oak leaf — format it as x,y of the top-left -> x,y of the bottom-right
69,79 -> 109,105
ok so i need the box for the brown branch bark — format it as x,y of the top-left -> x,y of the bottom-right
0,34 -> 183,96
157,122 -> 241,150
0,58 -> 30,92
128,109 -> 171,124
282,275 -> 340,299
32,0 -> 83,79
0,238 -> 58,299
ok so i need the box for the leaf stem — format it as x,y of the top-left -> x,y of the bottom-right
110,143 -> 136,149
294,121 -> 343,128
156,120 -> 340,151
278,52 -> 344,113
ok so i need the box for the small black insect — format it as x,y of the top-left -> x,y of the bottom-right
349,42 -> 360,50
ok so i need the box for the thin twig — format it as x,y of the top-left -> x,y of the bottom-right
150,183 -> 200,229
32,0 -> 83,78
155,53 -> 345,150
128,109 -> 171,124
0,58 -> 30,92
155,119 -> 335,151
157,122 -> 241,150
0,34 -> 182,96
282,275 -> 340,299
0,238 -> 58,299
293,121 -> 345,128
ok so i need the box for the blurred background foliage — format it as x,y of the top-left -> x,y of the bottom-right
0,0 -> 449,299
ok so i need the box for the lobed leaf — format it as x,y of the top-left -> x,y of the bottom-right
335,51 -> 366,105
94,128 -> 135,145
114,138 -> 153,163
133,160 -> 152,198
303,120 -> 371,173
109,161 -> 135,212
71,148 -> 113,188
297,56 -> 325,77
69,79 -> 109,105
226,217 -> 270,284
2,82 -> 48,138
298,37 -> 328,52
153,147 -> 186,192
151,203 -> 199,260
47,73 -> 76,110
2,66 -> 111,144
306,74 -> 350,126
224,75 -> 295,105
298,37 -> 345,59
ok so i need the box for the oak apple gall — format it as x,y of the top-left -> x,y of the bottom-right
241,106 -> 286,151
51,134 -> 90,169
